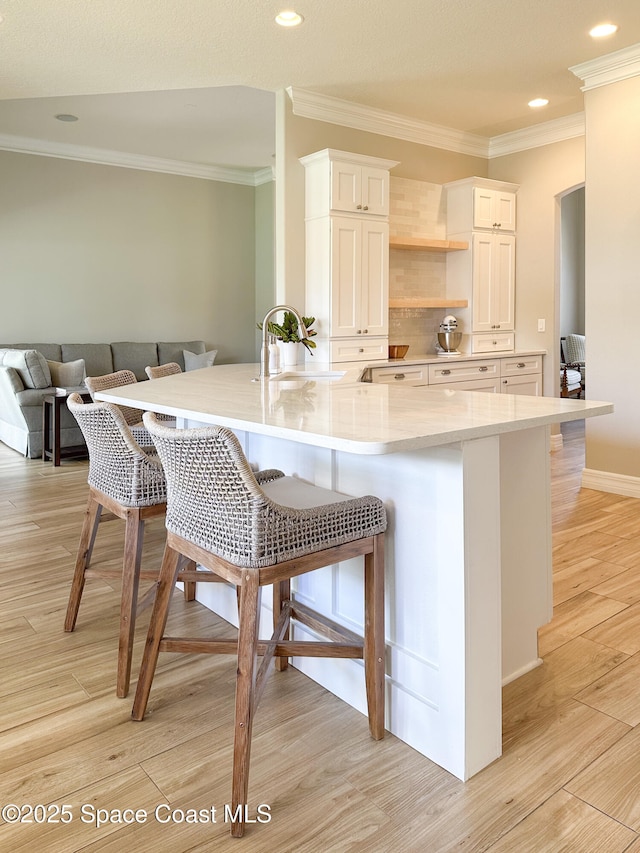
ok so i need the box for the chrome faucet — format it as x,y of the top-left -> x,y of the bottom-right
259,305 -> 309,379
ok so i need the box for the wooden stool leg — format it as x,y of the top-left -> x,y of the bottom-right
273,579 -> 290,672
117,509 -> 145,698
64,495 -> 102,632
182,557 -> 197,601
131,544 -> 182,720
364,533 -> 385,741
230,568 -> 261,838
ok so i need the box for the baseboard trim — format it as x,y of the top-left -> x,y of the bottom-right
582,467 -> 640,498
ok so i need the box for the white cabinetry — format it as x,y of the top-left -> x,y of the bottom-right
445,177 -> 519,354
301,149 -> 398,362
500,355 -> 543,395
368,353 -> 542,396
472,186 -> 516,232
470,231 -> 516,334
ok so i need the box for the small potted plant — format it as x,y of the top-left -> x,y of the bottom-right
257,311 -> 317,366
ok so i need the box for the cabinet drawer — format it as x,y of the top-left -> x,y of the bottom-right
472,333 -> 515,353
429,359 -> 500,385
442,377 -> 500,393
330,337 -> 388,362
500,355 -> 542,376
370,365 -> 428,385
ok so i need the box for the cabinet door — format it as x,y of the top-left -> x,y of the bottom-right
502,374 -> 542,396
493,234 -> 515,329
330,217 -> 361,337
471,233 -> 515,332
361,167 -> 390,216
473,187 -> 516,231
360,220 -> 389,336
330,160 -> 361,213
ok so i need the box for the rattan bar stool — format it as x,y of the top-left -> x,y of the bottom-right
85,370 -> 153,447
132,413 -> 387,837
145,362 -> 182,380
64,393 -> 195,698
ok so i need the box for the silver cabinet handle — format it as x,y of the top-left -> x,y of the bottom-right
356,204 -> 362,210
517,362 -> 525,369
479,366 -> 488,372
363,205 -> 369,211
441,369 -> 451,376
363,328 -> 368,334
394,373 -> 405,380
359,348 -> 364,353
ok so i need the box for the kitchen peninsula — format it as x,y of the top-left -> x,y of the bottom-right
97,364 -> 612,781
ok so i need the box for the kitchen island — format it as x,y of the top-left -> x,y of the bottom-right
97,363 -> 612,781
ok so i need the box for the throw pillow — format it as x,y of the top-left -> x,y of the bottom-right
47,358 -> 86,388
183,349 -> 218,371
0,349 -> 52,389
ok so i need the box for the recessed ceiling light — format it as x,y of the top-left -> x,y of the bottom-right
275,10 -> 304,27
55,114 -> 79,122
589,23 -> 618,38
528,98 -> 549,108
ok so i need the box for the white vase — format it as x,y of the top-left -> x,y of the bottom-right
279,341 -> 301,368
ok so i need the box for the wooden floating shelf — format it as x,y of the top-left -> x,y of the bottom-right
389,298 -> 469,309
389,237 -> 469,252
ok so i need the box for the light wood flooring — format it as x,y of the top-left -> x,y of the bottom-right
2,421 -> 640,851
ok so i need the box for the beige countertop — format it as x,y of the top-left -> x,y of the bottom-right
96,362 -> 612,456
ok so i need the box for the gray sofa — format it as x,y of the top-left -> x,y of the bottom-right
0,340 -> 206,458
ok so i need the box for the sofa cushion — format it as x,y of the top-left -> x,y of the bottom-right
111,342 -> 159,381
157,341 -> 205,371
0,343 -> 62,361
62,344 -> 114,379
47,358 -> 86,389
0,349 -> 51,389
183,348 -> 218,371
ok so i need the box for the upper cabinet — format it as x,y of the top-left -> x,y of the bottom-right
301,149 -> 398,362
472,186 -> 517,232
301,149 -> 399,221
445,177 -> 518,235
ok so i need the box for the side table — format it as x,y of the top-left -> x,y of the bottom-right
42,391 -> 91,466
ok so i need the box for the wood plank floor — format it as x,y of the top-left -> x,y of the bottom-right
2,421 -> 640,851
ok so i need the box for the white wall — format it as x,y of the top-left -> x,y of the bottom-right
583,75 -> 640,480
560,187 -> 585,339
0,151 -> 261,363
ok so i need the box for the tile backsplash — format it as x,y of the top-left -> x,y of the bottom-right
388,176 -> 449,355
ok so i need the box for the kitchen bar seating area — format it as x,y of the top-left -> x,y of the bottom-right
2,420 -> 640,849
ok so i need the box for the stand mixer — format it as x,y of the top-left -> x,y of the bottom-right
436,314 -> 463,357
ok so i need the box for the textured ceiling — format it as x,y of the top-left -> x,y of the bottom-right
1,0 -> 639,168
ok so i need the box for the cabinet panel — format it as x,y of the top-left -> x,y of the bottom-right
429,360 -> 500,385
473,187 -> 516,231
360,221 -> 389,335
471,233 -> 515,334
502,374 -> 542,396
370,365 -> 428,385
444,377 -> 500,393
330,338 -> 388,363
330,217 -> 360,337
472,333 -> 515,353
361,167 -> 390,216
331,161 -> 361,213
500,355 -> 542,377
330,161 -> 390,215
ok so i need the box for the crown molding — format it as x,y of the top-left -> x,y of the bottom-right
0,133 -> 271,186
488,112 -> 586,158
287,86 -> 490,158
570,42 -> 640,91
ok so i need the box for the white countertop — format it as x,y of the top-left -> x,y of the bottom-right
96,363 -> 612,455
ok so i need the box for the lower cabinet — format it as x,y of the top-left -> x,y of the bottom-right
369,354 -> 542,395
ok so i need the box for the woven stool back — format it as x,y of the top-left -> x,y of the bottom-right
68,393 -> 166,508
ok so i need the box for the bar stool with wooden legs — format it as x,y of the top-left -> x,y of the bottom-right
64,393 -> 195,698
132,414 -> 387,838
144,362 -> 182,380
85,369 -> 154,447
